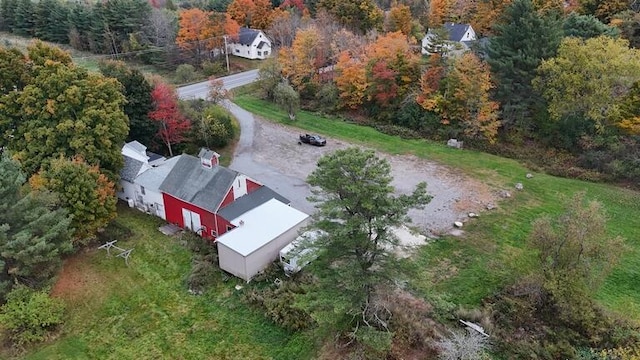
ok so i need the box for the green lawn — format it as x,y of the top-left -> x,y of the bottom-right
24,206 -> 314,360
233,93 -> 640,320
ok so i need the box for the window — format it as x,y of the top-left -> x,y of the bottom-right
257,51 -> 261,56
226,225 -> 233,232
235,49 -> 240,53
211,229 -> 218,237
140,186 -> 145,195
264,51 -> 269,56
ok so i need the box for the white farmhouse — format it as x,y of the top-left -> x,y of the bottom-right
422,22 -> 477,55
228,27 -> 272,60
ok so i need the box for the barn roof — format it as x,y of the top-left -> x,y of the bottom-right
121,156 -> 144,182
136,156 -> 180,191
217,198 -> 310,257
159,155 -> 238,213
443,22 -> 471,42
238,27 -> 260,46
218,186 -> 290,221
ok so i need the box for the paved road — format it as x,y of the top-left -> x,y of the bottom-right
177,69 -> 259,100
177,70 -> 316,215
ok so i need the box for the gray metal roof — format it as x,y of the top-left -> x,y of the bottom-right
136,156 -> 180,191
443,22 -> 471,42
257,41 -> 267,49
126,140 -> 147,154
238,27 -> 260,46
121,156 -> 144,182
218,186 -> 290,220
159,155 -> 238,213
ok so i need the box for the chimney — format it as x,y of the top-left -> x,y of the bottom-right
198,148 -> 220,169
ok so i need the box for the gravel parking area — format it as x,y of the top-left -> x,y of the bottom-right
240,117 -> 498,238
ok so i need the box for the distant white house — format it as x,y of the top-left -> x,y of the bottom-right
227,27 -> 272,60
422,22 -> 477,55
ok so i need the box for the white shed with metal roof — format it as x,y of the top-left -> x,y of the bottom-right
216,198 -> 310,282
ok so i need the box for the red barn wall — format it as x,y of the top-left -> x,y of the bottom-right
246,179 -> 261,193
162,193 -> 216,238
219,188 -> 234,209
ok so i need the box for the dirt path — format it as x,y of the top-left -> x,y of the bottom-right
233,113 -> 498,237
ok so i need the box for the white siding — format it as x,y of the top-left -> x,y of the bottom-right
217,242 -> 247,281
118,180 -> 137,202
243,218 -> 309,280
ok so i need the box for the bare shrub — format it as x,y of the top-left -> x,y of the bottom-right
373,288 -> 445,354
437,330 -> 490,360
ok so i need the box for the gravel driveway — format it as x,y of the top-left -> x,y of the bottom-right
228,103 -> 498,237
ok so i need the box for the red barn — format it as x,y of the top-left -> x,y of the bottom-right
158,149 -> 278,240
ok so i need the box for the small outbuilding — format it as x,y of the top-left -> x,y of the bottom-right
216,198 -> 310,282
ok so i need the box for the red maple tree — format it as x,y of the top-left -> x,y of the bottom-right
149,81 -> 191,156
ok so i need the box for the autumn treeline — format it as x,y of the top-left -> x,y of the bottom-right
261,0 -> 640,185
1,0 -> 640,183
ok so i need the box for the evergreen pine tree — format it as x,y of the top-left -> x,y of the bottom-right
487,0 -> 562,135
12,0 -> 35,36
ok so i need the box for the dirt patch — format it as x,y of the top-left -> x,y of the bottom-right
250,118 -> 499,237
51,250 -> 105,303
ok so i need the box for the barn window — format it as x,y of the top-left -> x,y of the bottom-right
226,225 -> 233,231
211,229 -> 218,237
264,51 -> 269,56
257,51 -> 261,56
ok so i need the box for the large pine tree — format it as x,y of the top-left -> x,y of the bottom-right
0,156 -> 73,301
487,0 -> 562,135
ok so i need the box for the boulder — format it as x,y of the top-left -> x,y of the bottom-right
526,173 -> 533,179
499,190 -> 511,198
515,182 -> 524,190
447,139 -> 464,149
468,212 -> 478,218
454,221 -> 464,228
486,203 -> 496,210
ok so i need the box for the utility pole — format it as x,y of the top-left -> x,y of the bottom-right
224,35 -> 230,73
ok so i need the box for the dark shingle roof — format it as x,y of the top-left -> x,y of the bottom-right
218,186 -> 290,221
159,155 -> 238,213
443,22 -> 471,42
238,27 -> 260,46
121,156 -> 144,182
147,151 -> 164,162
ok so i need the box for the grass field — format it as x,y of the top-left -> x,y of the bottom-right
21,206 -> 314,360
233,93 -> 640,320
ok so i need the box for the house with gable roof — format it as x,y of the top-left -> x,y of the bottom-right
422,22 -> 477,55
228,27 -> 272,60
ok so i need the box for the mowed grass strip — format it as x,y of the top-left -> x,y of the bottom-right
233,93 -> 640,319
26,205 -> 314,360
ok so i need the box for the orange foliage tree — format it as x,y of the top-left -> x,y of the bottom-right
227,0 -> 274,28
279,26 -> 326,96
335,50 -> 367,109
418,53 -> 500,142
427,0 -> 452,28
365,32 -> 420,114
386,4 -> 413,37
176,8 -> 217,59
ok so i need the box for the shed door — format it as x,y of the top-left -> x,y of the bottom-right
181,209 -> 202,233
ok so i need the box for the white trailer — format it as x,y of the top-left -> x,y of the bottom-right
279,230 -> 327,276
